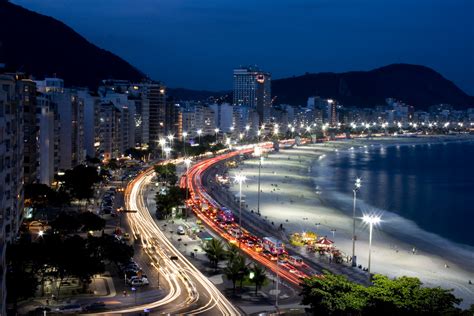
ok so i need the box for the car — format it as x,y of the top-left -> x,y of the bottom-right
56,304 -> 83,313
127,275 -> 148,284
177,226 -> 185,235
84,302 -> 106,312
123,233 -> 131,241
130,277 -> 149,286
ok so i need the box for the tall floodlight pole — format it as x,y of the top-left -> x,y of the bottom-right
234,173 -> 247,248
164,147 -> 171,160
182,131 -> 188,156
159,138 -> 167,158
362,214 -> 381,276
197,129 -> 202,145
214,128 -> 220,143
184,158 -> 192,219
275,249 -> 279,314
352,178 -> 361,266
255,146 -> 263,215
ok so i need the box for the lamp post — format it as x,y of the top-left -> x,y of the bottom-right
362,214 -> 381,275
167,134 -> 174,146
214,128 -> 220,143
182,131 -> 188,155
234,173 -> 247,247
245,125 -> 250,138
197,129 -> 202,145
184,158 -> 192,219
352,178 -> 361,267
254,147 -> 263,215
157,257 -> 164,289
275,250 -> 280,314
159,138 -> 167,158
164,147 -> 171,160
131,287 -> 137,304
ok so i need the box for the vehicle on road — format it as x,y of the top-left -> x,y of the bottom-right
130,277 -> 150,286
177,226 -> 185,235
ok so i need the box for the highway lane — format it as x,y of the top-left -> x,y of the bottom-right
108,166 -> 240,315
183,149 -> 312,287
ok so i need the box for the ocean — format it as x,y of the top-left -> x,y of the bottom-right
314,140 -> 474,248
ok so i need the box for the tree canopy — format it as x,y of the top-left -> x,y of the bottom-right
300,271 -> 470,316
57,165 -> 102,200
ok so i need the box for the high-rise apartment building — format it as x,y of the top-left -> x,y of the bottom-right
35,78 -> 85,170
233,67 -> 271,124
146,82 -> 167,149
16,77 -> 38,184
37,93 -> 59,185
0,74 -> 25,315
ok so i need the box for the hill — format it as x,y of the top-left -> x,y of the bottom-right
272,64 -> 473,109
0,1 -> 145,88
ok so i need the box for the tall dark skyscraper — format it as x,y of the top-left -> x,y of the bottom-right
233,67 -> 271,124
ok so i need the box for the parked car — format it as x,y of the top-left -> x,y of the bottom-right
130,277 -> 149,286
127,275 -> 148,284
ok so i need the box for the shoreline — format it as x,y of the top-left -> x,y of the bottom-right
229,134 -> 474,307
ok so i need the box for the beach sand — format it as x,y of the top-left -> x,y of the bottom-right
228,135 -> 474,308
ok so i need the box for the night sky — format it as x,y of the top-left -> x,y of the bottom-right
12,0 -> 474,94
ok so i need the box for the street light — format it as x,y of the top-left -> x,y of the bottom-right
362,214 -> 381,275
164,147 -> 171,159
234,173 -> 247,247
197,129 -> 202,144
254,147 -> 263,215
167,134 -> 174,145
184,158 -> 192,218
352,178 -> 361,267
159,138 -> 167,158
182,131 -> 188,155
214,128 -> 220,143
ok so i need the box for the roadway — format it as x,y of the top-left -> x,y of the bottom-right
183,146 -> 370,289
108,166 -> 240,315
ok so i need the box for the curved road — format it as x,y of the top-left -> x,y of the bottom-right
109,165 -> 240,315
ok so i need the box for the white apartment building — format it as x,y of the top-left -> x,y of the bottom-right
0,74 -> 25,315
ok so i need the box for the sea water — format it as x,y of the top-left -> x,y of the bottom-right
314,140 -> 474,248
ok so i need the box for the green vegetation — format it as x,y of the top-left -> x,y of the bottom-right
224,252 -> 247,294
56,164 -> 102,200
24,183 -> 71,208
154,163 -> 178,185
249,264 -> 267,295
300,271 -> 473,315
49,211 -> 106,234
6,233 -> 133,305
125,147 -> 150,161
202,238 -> 227,269
155,186 -> 188,219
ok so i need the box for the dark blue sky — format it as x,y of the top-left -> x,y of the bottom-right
13,0 -> 474,94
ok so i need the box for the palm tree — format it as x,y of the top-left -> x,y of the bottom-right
224,254 -> 246,294
203,238 -> 226,269
226,243 -> 239,262
249,264 -> 267,295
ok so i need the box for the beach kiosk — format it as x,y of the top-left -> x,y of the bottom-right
316,237 -> 334,252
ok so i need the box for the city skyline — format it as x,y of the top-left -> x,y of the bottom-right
10,0 -> 474,94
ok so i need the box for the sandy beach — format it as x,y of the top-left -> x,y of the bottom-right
229,135 -> 474,308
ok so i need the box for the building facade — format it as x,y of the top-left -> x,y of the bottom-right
0,74 -> 25,315
233,67 -> 271,124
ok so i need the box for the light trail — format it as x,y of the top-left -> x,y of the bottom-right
183,143 -> 318,288
109,165 -> 240,315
